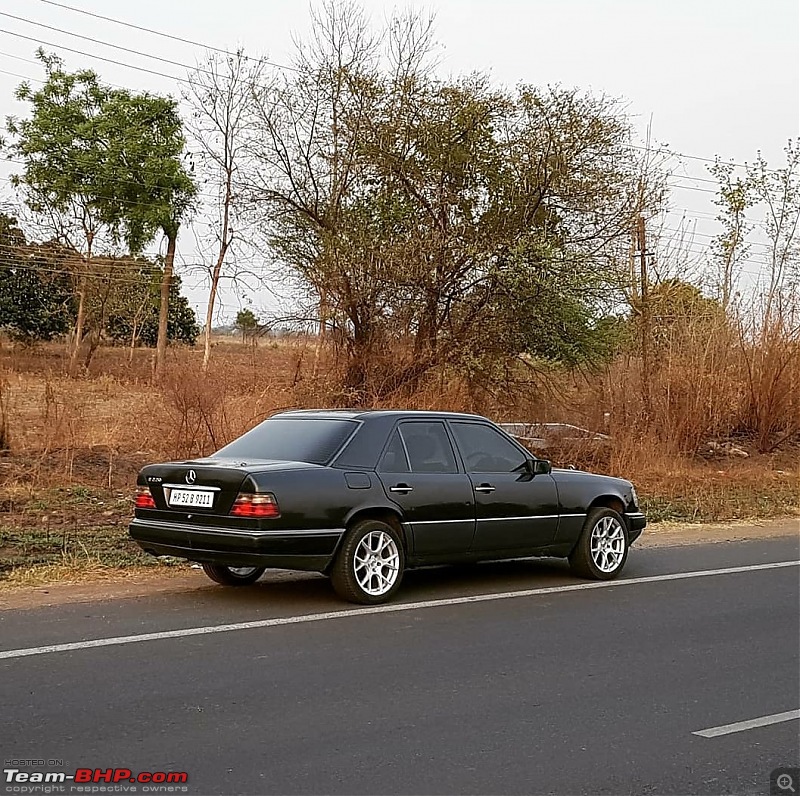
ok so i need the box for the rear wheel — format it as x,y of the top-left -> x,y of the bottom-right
201,564 -> 266,586
331,519 -> 405,604
569,507 -> 629,580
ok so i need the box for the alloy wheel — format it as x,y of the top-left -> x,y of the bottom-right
590,516 -> 626,573
353,530 -> 400,596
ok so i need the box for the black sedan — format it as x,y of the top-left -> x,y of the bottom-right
130,410 -> 646,604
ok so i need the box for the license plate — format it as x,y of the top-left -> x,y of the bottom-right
167,489 -> 215,508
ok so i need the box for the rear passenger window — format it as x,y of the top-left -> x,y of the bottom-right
378,430 -> 410,473
399,422 -> 458,474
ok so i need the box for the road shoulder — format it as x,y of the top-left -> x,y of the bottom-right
0,517 -> 797,612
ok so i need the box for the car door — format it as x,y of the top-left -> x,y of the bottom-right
448,421 -> 559,554
376,421 -> 475,558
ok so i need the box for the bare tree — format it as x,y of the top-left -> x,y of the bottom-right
749,140 -> 800,327
186,50 -> 266,370
708,141 -> 800,452
244,0 -> 383,385
709,160 -> 752,311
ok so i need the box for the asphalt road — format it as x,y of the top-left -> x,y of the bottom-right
1,536 -> 799,796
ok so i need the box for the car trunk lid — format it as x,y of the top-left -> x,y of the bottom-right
138,458 -> 320,517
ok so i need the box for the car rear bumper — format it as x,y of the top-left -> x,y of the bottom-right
129,518 -> 344,572
625,512 -> 647,543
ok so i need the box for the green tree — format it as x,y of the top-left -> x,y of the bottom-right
6,52 -> 118,371
6,51 -> 196,374
629,278 -> 726,351
95,89 -> 196,377
0,214 -> 74,343
105,265 -> 198,348
234,308 -> 259,343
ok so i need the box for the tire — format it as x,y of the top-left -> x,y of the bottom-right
569,507 -> 629,580
201,564 -> 266,586
330,519 -> 405,604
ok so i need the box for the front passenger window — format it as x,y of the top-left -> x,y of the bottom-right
451,422 -> 527,473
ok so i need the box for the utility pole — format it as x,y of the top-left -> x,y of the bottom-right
637,215 -> 652,422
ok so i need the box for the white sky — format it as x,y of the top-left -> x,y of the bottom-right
0,0 -> 798,323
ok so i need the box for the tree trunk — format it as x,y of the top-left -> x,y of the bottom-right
68,275 -> 87,377
343,316 -> 374,400
312,288 -> 327,378
69,235 -> 93,377
128,318 -> 137,363
202,244 -> 228,371
129,296 -> 148,363
83,329 -> 101,370
155,230 -> 177,381
83,277 -> 113,371
202,280 -> 219,368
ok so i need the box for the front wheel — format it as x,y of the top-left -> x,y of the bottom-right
201,564 -> 266,586
331,519 -> 405,604
569,508 -> 629,580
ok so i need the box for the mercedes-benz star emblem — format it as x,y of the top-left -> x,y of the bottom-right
185,469 -> 197,485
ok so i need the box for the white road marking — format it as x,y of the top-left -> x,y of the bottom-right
693,710 -> 800,738
0,559 -> 797,662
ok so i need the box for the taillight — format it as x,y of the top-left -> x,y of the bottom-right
230,492 -> 280,518
134,485 -> 156,509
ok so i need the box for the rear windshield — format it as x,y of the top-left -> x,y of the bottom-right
213,418 -> 357,465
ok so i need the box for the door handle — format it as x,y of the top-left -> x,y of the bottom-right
389,484 -> 413,493
474,484 -> 496,493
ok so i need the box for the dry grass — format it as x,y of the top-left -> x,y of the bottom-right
0,560 -> 187,591
0,328 -> 797,587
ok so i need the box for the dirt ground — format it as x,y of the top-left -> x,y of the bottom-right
1,516 -> 796,612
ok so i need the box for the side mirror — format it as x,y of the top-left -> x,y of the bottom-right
528,457 -> 552,476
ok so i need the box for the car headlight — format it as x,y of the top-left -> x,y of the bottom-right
630,485 -> 640,510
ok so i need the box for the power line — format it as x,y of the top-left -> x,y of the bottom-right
0,233 -> 775,280
624,143 -> 781,176
0,160 -> 781,251
36,0 -> 298,73
0,156 -> 762,223
6,6 -> 784,182
1,26 -> 785,188
0,65 -> 44,84
0,11 -> 211,77
667,181 -> 719,195
666,212 -> 769,233
650,247 -> 774,278
665,207 -> 768,229
0,27 -> 184,82
663,171 -> 720,186
0,260 -> 171,287
0,46 -> 132,91
0,21 -> 285,117
0,47 -> 41,66
0,53 -> 788,269
2,254 -> 772,284
0,250 -> 205,286
658,226 -> 773,248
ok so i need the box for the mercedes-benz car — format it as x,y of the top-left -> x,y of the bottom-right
129,410 -> 646,604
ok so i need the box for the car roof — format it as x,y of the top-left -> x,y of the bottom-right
274,409 -> 488,422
